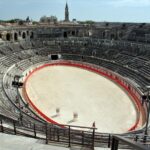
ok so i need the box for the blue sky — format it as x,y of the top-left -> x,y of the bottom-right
0,0 -> 150,23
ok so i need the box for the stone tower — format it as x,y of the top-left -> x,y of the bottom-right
65,2 -> 69,22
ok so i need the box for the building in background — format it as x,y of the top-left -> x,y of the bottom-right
40,16 -> 58,24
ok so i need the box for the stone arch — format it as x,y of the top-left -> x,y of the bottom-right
14,32 -> 18,41
27,31 -> 29,36
19,31 -> 21,36
6,33 -> 11,41
22,32 -> 26,39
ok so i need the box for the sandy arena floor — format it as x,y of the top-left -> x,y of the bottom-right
25,65 -> 137,133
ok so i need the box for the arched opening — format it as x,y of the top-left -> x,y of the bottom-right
110,34 -> 115,40
72,31 -> 75,36
22,32 -> 26,39
14,33 -> 18,41
63,31 -> 68,38
35,52 -> 39,55
30,32 -> 34,39
6,33 -> 11,41
0,33 -> 2,39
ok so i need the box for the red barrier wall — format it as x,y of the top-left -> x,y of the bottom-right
22,60 -> 145,132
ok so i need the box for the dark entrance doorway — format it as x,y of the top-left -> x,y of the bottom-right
22,32 -> 26,39
6,33 -> 11,41
14,33 -> 18,41
64,32 -> 68,38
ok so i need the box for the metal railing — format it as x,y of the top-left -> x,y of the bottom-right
0,115 -> 96,148
0,114 -> 150,149
111,135 -> 149,150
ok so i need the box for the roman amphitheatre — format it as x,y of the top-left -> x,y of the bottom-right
0,2 -> 150,150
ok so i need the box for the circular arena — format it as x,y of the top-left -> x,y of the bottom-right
22,61 -> 142,134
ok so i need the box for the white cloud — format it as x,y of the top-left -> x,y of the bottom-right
109,0 -> 150,7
